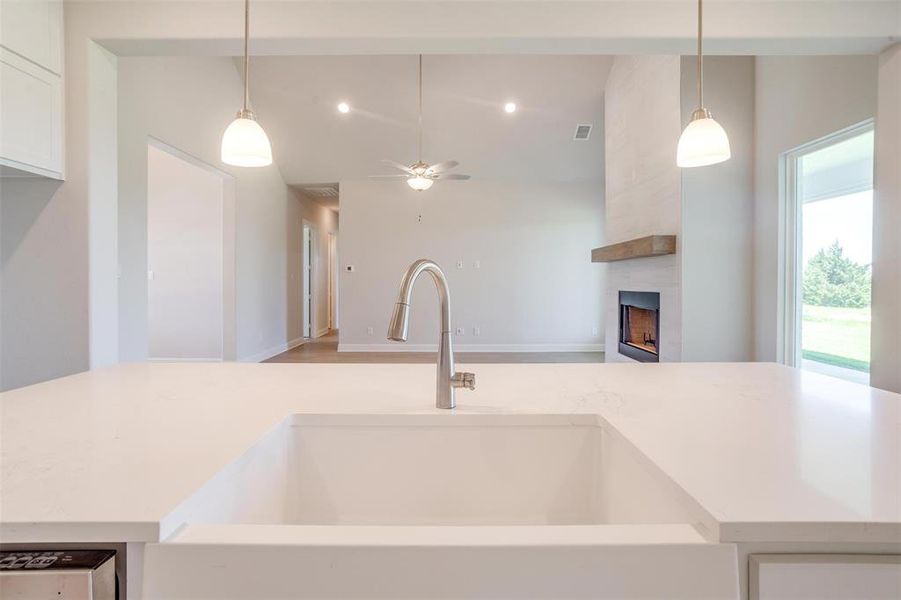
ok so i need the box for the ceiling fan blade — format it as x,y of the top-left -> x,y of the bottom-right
433,173 -> 471,180
382,159 -> 415,174
368,174 -> 410,179
425,160 -> 459,174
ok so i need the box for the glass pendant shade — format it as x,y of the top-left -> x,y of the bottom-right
678,0 -> 731,168
221,0 -> 272,168
677,110 -> 731,168
221,113 -> 272,167
407,175 -> 434,191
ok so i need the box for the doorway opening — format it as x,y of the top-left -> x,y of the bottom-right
782,121 -> 874,383
146,140 -> 236,361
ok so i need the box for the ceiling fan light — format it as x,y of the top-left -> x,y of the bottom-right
407,175 -> 434,191
677,111 -> 731,168
221,113 -> 273,167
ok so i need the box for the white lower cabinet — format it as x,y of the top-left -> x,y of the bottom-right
0,47 -> 63,178
750,554 -> 901,600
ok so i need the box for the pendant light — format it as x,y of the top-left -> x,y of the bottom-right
221,0 -> 272,167
676,0 -> 731,168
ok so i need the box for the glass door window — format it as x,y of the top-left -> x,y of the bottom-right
789,124 -> 874,383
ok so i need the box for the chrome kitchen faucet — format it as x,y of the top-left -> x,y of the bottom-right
387,259 -> 475,409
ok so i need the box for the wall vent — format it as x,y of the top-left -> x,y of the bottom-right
573,124 -> 592,141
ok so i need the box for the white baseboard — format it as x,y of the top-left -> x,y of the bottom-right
148,357 -> 223,363
337,343 -> 605,353
241,336 -> 307,363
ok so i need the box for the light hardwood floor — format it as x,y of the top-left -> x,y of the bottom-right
266,331 -> 605,364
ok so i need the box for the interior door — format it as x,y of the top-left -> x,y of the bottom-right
303,225 -> 312,338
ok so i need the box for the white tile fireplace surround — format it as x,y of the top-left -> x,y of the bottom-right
603,55 -> 683,363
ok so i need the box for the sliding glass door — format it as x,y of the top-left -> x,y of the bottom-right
784,122 -> 874,383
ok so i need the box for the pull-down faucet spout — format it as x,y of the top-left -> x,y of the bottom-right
388,259 -> 475,409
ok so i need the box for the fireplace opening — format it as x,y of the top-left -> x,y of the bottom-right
618,291 -> 660,363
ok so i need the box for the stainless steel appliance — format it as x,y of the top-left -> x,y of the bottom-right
0,550 -> 116,599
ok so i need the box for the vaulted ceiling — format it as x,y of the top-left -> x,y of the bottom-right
247,55 -> 613,186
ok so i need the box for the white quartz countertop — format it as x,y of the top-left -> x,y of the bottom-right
1,362 -> 899,544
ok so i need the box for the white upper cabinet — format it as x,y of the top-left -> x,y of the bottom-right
0,0 -> 62,74
0,0 -> 64,179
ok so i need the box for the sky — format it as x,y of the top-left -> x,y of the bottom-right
802,190 -> 873,266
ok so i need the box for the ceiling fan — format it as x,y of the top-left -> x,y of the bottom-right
369,55 -> 471,192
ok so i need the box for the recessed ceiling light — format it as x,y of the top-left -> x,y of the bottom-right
337,102 -> 350,114
504,102 -> 517,114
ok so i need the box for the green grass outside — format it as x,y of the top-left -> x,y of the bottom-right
801,304 -> 871,372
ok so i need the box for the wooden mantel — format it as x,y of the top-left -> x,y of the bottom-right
591,235 -> 677,263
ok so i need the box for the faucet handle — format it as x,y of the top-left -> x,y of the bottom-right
453,372 -> 476,390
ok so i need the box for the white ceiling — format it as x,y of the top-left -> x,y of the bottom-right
248,55 -> 613,187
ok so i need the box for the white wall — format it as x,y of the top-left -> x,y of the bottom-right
147,144 -> 225,361
338,180 -> 604,351
87,42 -> 119,370
117,56 -> 301,362
753,56 -> 878,362
680,56 -> 755,362
0,177 -> 76,391
870,44 -> 901,393
603,55 -> 683,362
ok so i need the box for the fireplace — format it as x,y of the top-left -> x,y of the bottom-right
618,291 -> 660,363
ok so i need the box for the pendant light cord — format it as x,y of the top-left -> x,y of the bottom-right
418,54 -> 423,163
697,0 -> 704,109
243,0 -> 250,113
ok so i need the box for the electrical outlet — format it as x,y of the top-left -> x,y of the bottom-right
473,260 -> 481,269
592,326 -> 599,336
473,326 -> 481,336
455,327 -> 465,336
366,326 -> 374,336
456,260 -> 464,269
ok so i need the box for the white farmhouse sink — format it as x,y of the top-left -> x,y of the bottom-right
163,413 -> 694,528
145,414 -> 739,599
291,413 -> 631,525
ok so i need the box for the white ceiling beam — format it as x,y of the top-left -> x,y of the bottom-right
73,1 -> 900,56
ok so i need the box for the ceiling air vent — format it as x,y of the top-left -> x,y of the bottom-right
573,124 -> 592,141
301,185 -> 339,198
